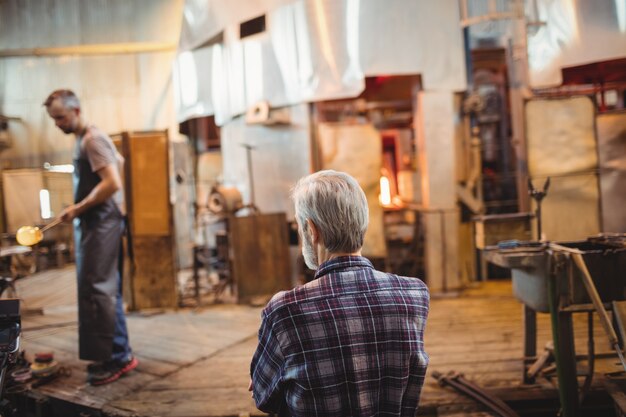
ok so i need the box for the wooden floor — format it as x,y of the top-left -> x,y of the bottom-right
10,266 -> 623,416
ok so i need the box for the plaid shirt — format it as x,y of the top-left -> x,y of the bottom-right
251,256 -> 429,417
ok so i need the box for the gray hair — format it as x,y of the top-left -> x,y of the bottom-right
43,89 -> 81,110
292,170 -> 369,253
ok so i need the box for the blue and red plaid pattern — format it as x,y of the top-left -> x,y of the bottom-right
251,256 -> 429,416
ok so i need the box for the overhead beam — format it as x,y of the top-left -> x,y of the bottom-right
0,115 -> 22,122
0,42 -> 176,58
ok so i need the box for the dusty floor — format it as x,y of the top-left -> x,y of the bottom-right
11,265 -> 621,416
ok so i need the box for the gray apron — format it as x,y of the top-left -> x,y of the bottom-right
73,138 -> 124,362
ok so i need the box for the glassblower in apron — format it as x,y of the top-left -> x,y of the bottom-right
44,89 -> 137,385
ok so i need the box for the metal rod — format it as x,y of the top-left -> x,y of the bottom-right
528,177 -> 550,240
571,252 -> 626,372
40,218 -> 63,233
571,253 -> 620,344
523,305 -> 537,384
536,200 -> 542,240
242,144 -> 256,210
433,371 -> 520,417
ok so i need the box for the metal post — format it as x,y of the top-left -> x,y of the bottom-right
523,304 -> 537,384
192,245 -> 201,305
242,144 -> 256,209
528,177 -> 550,240
536,200 -> 542,240
548,254 -> 581,417
508,0 -> 532,212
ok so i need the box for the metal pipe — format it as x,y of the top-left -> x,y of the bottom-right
243,144 -> 257,210
433,371 -> 520,417
40,218 -> 63,233
571,252 -> 626,372
523,305 -> 537,384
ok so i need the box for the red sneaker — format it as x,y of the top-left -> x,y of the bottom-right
88,356 -> 138,386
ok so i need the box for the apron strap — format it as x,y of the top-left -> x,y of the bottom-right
123,216 -> 134,270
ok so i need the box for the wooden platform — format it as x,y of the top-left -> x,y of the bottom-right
9,266 -> 623,416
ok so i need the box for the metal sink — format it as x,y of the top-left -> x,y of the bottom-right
484,241 -> 626,313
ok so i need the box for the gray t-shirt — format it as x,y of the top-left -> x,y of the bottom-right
74,126 -> 125,212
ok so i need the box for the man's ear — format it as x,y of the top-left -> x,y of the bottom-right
306,219 -> 319,244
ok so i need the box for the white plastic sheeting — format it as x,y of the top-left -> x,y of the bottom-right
359,0 -> 466,90
0,0 -> 180,48
220,104 -> 311,219
178,0 -> 297,51
174,0 -> 467,124
465,0 -> 515,47
173,48 -> 216,122
466,0 -> 626,88
0,0 -> 184,167
1,52 -> 179,167
527,0 -> 626,87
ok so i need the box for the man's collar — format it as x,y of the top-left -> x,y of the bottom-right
313,255 -> 373,280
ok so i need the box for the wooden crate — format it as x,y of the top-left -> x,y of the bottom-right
473,212 -> 534,280
228,213 -> 291,304
474,212 -> 534,250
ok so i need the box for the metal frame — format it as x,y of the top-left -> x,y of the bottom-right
459,0 -> 523,28
521,250 -> 624,417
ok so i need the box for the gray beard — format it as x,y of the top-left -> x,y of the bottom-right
302,233 -> 319,270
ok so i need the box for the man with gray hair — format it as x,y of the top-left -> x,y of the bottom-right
250,170 -> 429,416
44,89 -> 137,385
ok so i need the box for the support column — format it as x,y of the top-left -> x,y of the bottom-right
508,0 -> 532,212
416,90 -> 462,292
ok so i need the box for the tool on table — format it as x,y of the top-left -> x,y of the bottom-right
15,218 -> 63,246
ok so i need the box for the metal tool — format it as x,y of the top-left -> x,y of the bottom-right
526,341 -> 554,380
528,177 -> 550,240
432,371 -> 520,417
15,218 -> 62,246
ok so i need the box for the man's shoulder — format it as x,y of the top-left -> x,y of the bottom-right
389,271 -> 428,289
263,269 -> 429,319
262,284 -> 307,317
82,127 -> 118,158
85,126 -> 113,143
82,127 -> 112,149
262,277 -> 330,319
371,268 -> 429,292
